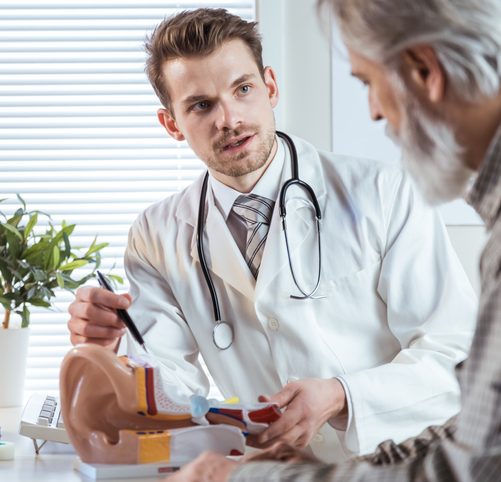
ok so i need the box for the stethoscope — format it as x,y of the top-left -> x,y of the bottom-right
197,131 -> 323,350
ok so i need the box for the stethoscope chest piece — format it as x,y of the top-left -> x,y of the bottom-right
212,322 -> 234,350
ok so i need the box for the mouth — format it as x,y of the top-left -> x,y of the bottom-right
221,134 -> 255,153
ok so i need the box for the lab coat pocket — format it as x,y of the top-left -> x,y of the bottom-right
315,259 -> 397,374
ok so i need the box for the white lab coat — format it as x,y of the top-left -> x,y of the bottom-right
125,134 -> 476,462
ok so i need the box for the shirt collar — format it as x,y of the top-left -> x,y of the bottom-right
209,135 -> 286,220
467,122 -> 501,229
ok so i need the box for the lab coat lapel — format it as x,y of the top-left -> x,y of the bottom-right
255,135 -> 327,297
189,183 -> 256,302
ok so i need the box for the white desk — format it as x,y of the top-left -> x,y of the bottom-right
0,407 -> 171,482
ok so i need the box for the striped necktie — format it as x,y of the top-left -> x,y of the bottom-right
232,194 -> 275,278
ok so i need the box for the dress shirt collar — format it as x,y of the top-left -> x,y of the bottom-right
209,135 -> 286,220
467,123 -> 501,229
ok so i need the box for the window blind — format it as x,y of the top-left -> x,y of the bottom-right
0,0 -> 255,399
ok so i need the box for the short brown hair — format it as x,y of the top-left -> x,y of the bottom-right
145,8 -> 264,110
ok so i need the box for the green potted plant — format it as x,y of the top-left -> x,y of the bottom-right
0,195 -> 110,406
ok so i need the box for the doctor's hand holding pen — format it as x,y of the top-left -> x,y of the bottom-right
67,285 -> 131,351
247,378 -> 348,450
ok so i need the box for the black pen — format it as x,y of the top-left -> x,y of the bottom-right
96,270 -> 148,353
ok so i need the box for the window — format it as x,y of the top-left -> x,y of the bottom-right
0,0 -> 255,398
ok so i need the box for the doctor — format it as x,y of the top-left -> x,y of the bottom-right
67,8 -> 476,462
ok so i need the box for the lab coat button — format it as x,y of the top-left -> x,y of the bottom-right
268,318 -> 280,331
312,433 -> 324,443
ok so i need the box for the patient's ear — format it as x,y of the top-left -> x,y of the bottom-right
157,108 -> 185,141
401,46 -> 445,103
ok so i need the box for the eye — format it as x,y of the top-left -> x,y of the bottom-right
238,84 -> 251,95
190,100 -> 210,112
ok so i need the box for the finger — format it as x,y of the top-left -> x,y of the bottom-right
76,286 -> 130,310
246,441 -> 309,463
68,300 -> 125,329
265,383 -> 299,408
69,317 -> 126,339
245,434 -> 272,449
263,424 -> 308,449
258,404 -> 303,444
244,441 -> 292,462
70,333 -> 124,348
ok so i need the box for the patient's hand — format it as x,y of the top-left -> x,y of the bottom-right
166,452 -> 239,482
68,286 -> 130,349
164,443 -> 318,482
245,441 -> 319,464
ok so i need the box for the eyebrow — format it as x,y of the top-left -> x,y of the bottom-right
180,73 -> 257,107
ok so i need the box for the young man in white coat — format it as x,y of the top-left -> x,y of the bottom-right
67,8 -> 476,463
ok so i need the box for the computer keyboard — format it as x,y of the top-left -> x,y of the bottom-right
19,393 -> 70,454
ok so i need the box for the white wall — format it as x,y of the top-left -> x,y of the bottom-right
257,0 -> 331,150
257,0 -> 487,293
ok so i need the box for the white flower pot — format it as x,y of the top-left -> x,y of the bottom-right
0,324 -> 30,407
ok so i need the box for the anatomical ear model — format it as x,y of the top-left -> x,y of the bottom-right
59,344 -> 280,465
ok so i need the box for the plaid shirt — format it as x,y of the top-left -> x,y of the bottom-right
231,125 -> 501,482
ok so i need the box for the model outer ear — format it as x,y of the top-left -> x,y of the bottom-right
59,344 -> 245,464
59,344 -> 192,463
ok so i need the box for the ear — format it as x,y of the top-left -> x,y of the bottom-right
157,108 -> 185,141
401,46 -> 445,103
262,66 -> 279,108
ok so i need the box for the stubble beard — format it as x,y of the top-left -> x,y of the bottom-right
387,79 -> 475,205
206,125 -> 276,178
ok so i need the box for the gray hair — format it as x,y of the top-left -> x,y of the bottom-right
319,0 -> 501,101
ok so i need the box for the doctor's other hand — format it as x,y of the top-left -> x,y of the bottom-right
250,378 -> 348,449
165,451 -> 238,482
67,286 -> 130,350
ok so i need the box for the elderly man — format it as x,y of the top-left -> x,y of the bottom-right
167,0 -> 501,481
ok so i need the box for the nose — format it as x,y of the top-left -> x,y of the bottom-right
214,100 -> 242,131
369,91 -> 384,122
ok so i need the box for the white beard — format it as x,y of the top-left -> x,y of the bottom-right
386,87 -> 475,205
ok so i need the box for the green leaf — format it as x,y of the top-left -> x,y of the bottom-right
32,268 -> 47,282
59,259 -> 88,271
56,272 -> 64,288
62,232 -> 71,259
24,212 -> 38,239
107,274 -> 124,286
28,298 -> 51,308
50,245 -> 60,270
16,194 -> 26,211
85,241 -> 108,257
61,223 -> 76,237
23,241 -> 50,263
1,222 -> 23,241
